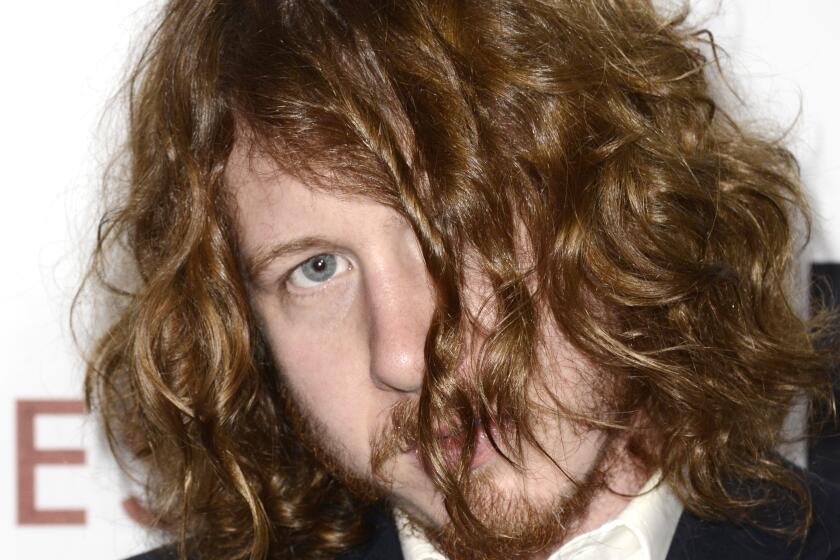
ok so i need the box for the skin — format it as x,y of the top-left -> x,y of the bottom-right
227,145 -> 645,557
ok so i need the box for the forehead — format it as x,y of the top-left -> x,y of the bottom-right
225,143 -> 410,268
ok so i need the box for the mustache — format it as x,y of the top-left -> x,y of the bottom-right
370,399 -> 420,479
369,398 -> 508,482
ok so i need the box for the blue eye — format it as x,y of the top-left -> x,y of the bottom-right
287,254 -> 350,289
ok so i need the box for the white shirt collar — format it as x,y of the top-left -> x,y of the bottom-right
395,473 -> 683,560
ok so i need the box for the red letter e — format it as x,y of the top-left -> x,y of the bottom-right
17,400 -> 86,525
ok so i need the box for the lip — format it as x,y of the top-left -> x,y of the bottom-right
405,420 -> 496,471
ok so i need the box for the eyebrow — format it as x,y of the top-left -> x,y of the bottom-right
244,235 -> 341,283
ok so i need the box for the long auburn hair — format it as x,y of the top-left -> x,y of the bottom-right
81,1 -> 837,558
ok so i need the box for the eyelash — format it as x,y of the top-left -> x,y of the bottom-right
283,253 -> 353,296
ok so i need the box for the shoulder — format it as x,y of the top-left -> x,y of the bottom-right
121,507 -> 403,560
123,548 -> 181,560
803,473 -> 840,558
666,469 -> 840,560
336,506 -> 402,560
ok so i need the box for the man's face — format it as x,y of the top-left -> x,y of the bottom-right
228,147 -> 636,554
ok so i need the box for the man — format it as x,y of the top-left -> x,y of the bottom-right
83,1 -> 840,559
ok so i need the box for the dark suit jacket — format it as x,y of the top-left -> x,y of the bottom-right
128,470 -> 840,560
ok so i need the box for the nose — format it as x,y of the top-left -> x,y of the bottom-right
365,250 -> 435,394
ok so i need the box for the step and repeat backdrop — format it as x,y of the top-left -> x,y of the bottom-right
3,2 -> 838,559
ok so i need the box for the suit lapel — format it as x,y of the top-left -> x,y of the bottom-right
337,506 -> 404,560
665,472 -> 840,560
664,508 -> 800,560
340,471 -> 840,560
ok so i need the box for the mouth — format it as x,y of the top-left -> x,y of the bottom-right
404,419 -> 497,471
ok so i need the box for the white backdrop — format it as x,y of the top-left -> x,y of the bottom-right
2,2 -> 838,559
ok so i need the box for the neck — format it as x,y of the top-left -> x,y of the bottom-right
542,443 -> 651,559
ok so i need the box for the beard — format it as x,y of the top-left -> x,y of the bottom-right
279,383 -> 387,504
395,437 -> 611,560
283,384 -> 615,560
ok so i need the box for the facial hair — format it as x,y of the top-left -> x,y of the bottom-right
279,382 -> 387,503
392,433 -> 612,560
285,385 -> 614,560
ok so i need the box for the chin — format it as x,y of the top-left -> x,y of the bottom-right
390,431 -> 618,559
392,456 -> 609,560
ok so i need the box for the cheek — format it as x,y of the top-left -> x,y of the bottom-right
277,275 -> 359,330
531,317 -> 602,415
517,327 -> 607,486
259,292 -> 376,471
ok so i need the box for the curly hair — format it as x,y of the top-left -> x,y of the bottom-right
80,1 -> 837,558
